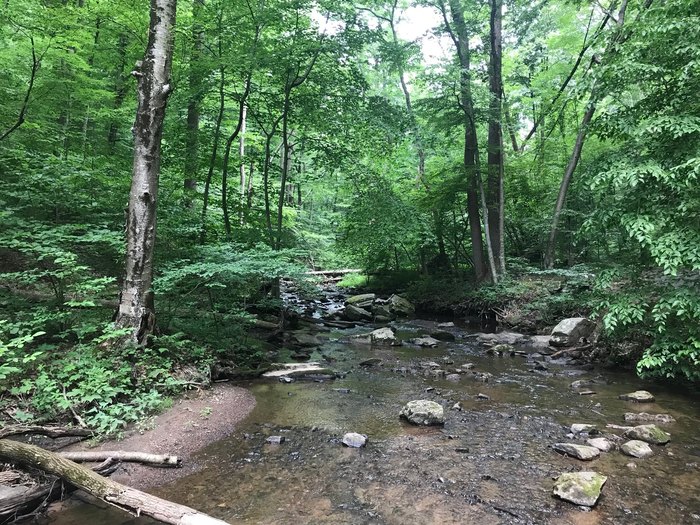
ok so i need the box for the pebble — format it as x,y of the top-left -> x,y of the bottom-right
266,436 -> 285,445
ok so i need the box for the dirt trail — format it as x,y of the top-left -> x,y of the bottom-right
64,383 -> 255,489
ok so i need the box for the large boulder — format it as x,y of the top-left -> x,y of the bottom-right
553,443 -> 601,461
550,318 -> 596,347
553,472 -> 607,507
624,424 -> 670,445
346,293 -> 376,309
342,304 -> 372,321
372,303 -> 394,320
400,400 -> 445,426
388,294 -> 415,317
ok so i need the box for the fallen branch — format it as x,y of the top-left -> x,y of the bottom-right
59,451 -> 180,467
0,440 -> 228,525
549,344 -> 592,359
0,426 -> 93,440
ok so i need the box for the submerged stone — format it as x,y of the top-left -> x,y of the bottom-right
430,330 -> 456,342
624,412 -> 675,424
553,443 -> 601,461
621,439 -> 653,458
400,400 -> 445,426
553,471 -> 607,507
619,390 -> 655,403
410,336 -> 440,347
624,424 -> 670,445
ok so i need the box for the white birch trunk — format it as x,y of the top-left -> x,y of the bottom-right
116,0 -> 177,345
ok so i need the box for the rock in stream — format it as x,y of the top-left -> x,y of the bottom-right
553,471 -> 607,507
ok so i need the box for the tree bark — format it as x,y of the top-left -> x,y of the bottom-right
115,0 -> 177,346
0,440 -> 228,525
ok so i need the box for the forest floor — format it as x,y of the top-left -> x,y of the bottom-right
62,383 -> 255,490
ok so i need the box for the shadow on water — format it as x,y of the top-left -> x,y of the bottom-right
45,320 -> 700,525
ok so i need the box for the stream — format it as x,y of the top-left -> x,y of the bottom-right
46,294 -> 700,524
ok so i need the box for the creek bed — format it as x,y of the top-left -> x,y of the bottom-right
45,321 -> 700,524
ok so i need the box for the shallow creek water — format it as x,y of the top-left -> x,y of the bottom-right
48,320 -> 700,524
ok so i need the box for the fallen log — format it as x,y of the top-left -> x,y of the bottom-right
0,458 -> 119,523
0,440 -> 228,525
0,426 -> 93,440
305,269 -> 360,276
59,451 -> 180,467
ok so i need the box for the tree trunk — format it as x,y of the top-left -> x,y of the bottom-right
543,102 -> 595,268
239,104 -> 247,212
184,0 -> 204,205
444,0 -> 486,282
487,0 -> 505,275
115,0 -> 177,346
543,0 -> 638,268
200,66 -> 225,244
107,33 -> 128,153
0,440 -> 228,525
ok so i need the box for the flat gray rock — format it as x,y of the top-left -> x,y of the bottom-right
587,437 -> 614,452
553,443 -> 601,461
621,439 -> 653,458
400,400 -> 445,426
571,423 -> 597,435
346,293 -> 376,308
553,471 -> 607,507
